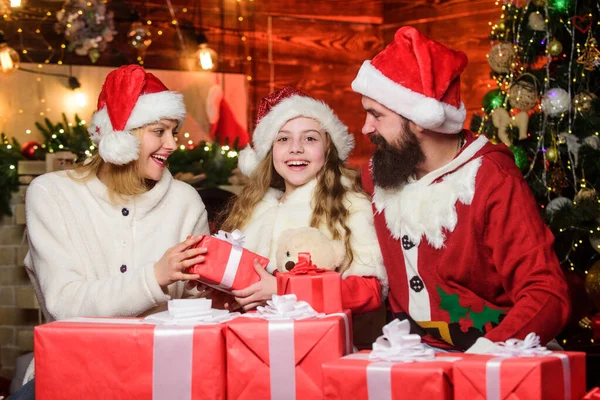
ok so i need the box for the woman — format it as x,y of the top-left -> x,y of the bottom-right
222,86 -> 388,314
14,65 -> 209,398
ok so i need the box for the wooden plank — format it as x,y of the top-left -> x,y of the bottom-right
254,0 -> 383,24
383,0 -> 497,25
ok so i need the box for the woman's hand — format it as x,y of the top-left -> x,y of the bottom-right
231,260 -> 276,311
184,281 -> 242,311
154,236 -> 207,288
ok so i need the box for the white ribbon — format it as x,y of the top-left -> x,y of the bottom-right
256,294 -> 319,320
268,320 -> 296,400
213,230 -> 246,288
153,325 -> 194,400
369,319 -> 435,363
486,333 -> 569,400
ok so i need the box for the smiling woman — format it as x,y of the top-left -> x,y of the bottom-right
18,65 -> 212,394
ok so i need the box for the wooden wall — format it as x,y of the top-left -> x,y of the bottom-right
1,0 -> 500,166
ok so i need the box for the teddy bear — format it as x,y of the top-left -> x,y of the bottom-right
274,227 -> 346,273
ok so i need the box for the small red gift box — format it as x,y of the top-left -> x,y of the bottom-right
323,350 -> 461,400
453,351 -> 586,400
225,310 -> 352,400
188,230 -> 269,292
35,318 -> 229,400
277,252 -> 343,314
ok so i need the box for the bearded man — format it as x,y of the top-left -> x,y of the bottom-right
353,26 -> 570,353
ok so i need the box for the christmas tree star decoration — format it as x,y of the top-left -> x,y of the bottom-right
577,37 -> 600,71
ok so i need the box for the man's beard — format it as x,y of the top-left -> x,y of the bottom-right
370,121 -> 425,189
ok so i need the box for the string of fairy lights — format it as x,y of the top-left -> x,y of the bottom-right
479,0 -> 600,279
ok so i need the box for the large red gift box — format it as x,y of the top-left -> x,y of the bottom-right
276,252 -> 343,314
453,351 -> 586,400
225,311 -> 352,400
188,231 -> 269,292
323,350 -> 461,400
35,318 -> 228,399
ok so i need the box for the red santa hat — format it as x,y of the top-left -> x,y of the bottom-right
88,65 -> 186,165
238,86 -> 354,176
352,26 -> 468,134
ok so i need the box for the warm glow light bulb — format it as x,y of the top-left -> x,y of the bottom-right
10,0 -> 22,7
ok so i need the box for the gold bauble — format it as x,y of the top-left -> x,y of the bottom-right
548,38 -> 563,56
546,146 -> 558,163
508,81 -> 538,111
586,260 -> 600,309
574,187 -> 598,204
573,92 -> 597,115
488,43 -> 515,74
532,0 -> 547,5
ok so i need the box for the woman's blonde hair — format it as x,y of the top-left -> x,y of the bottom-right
69,127 -> 149,203
221,132 -> 364,273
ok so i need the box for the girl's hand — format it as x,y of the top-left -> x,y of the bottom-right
184,282 -> 242,311
154,236 -> 207,288
231,260 -> 276,311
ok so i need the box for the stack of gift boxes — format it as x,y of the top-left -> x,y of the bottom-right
33,231 -> 587,399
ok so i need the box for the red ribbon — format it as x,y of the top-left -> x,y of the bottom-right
289,252 -> 327,275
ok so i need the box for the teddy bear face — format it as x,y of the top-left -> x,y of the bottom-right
275,227 -> 346,273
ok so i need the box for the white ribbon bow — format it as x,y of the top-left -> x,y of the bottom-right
213,229 -> 246,247
256,294 -> 318,320
369,319 -> 435,363
492,332 -> 552,357
144,299 -> 240,325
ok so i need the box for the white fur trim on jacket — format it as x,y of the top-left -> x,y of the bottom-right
352,60 -> 466,134
240,95 -> 355,176
88,90 -> 186,165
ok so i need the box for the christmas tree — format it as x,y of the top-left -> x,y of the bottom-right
471,0 -> 600,344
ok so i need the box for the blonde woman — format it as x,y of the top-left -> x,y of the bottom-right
15,65 -> 209,398
222,87 -> 387,313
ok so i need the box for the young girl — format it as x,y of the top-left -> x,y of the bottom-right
222,86 -> 387,313
14,65 -> 209,398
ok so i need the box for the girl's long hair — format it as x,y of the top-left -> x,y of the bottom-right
221,133 -> 364,273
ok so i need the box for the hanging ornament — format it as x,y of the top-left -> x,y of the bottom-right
548,38 -> 563,56
559,132 -> 582,165
0,31 -> 19,74
541,88 -> 571,116
546,196 -> 571,217
584,135 -> 600,150
548,166 -> 568,192
488,43 -> 515,74
591,236 -> 600,254
482,89 -> 506,112
577,37 -> 600,71
513,111 -> 529,140
572,15 -> 593,34
574,187 -> 598,204
491,107 -> 512,146
573,92 -> 597,115
509,146 -> 529,171
508,75 -> 539,111
532,0 -> 547,6
545,145 -> 559,163
127,22 -> 152,50
586,260 -> 600,307
528,12 -> 546,31
20,141 -> 42,160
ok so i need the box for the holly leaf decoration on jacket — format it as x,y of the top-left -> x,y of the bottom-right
469,304 -> 506,331
437,286 -> 469,323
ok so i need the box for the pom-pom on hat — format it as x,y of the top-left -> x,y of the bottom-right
352,26 -> 468,134
237,86 -> 354,177
88,65 -> 186,165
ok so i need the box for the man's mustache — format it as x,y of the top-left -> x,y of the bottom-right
369,134 -> 387,146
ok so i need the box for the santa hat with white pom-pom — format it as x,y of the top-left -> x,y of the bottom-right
88,65 -> 186,165
351,26 -> 468,134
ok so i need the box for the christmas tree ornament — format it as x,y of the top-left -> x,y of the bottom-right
528,12 -> 546,31
127,22 -> 152,50
574,187 -> 597,204
541,88 -> 571,116
482,89 -> 506,112
572,15 -> 593,34
591,236 -> 600,254
513,111 -> 530,140
548,166 -> 569,192
546,196 -> 571,217
497,20 -> 506,31
0,31 -> 19,74
548,0 -> 572,14
532,0 -> 547,6
545,146 -> 558,163
584,135 -> 600,150
509,146 -> 529,171
559,132 -> 582,165
20,141 -> 42,160
488,43 -> 515,74
508,76 -> 538,111
586,260 -> 600,307
577,37 -> 600,71
491,107 -> 512,146
573,92 -> 597,115
548,38 -> 563,56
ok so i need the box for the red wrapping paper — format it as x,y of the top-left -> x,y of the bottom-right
453,352 -> 586,400
35,319 -> 228,400
277,253 -> 343,314
225,311 -> 352,400
188,234 -> 269,292
323,350 -> 461,400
